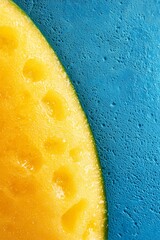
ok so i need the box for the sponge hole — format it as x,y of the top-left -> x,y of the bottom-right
18,149 -> 43,172
53,167 -> 76,199
23,58 -> 47,82
70,146 -> 83,162
45,137 -> 67,154
0,26 -> 18,53
43,90 -> 69,121
9,176 -> 37,196
62,199 -> 88,232
12,134 -> 44,172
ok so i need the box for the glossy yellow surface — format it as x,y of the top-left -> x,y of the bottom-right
0,1 -> 105,239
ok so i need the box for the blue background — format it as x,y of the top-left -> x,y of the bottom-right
13,0 -> 160,239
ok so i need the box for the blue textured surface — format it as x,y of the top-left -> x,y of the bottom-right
12,0 -> 160,239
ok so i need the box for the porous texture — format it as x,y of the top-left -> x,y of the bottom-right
13,0 -> 160,239
0,1 -> 105,239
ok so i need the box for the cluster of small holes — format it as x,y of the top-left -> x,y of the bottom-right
21,45 -> 89,236
22,51 -> 90,236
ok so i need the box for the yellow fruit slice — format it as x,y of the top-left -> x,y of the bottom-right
0,0 -> 106,239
